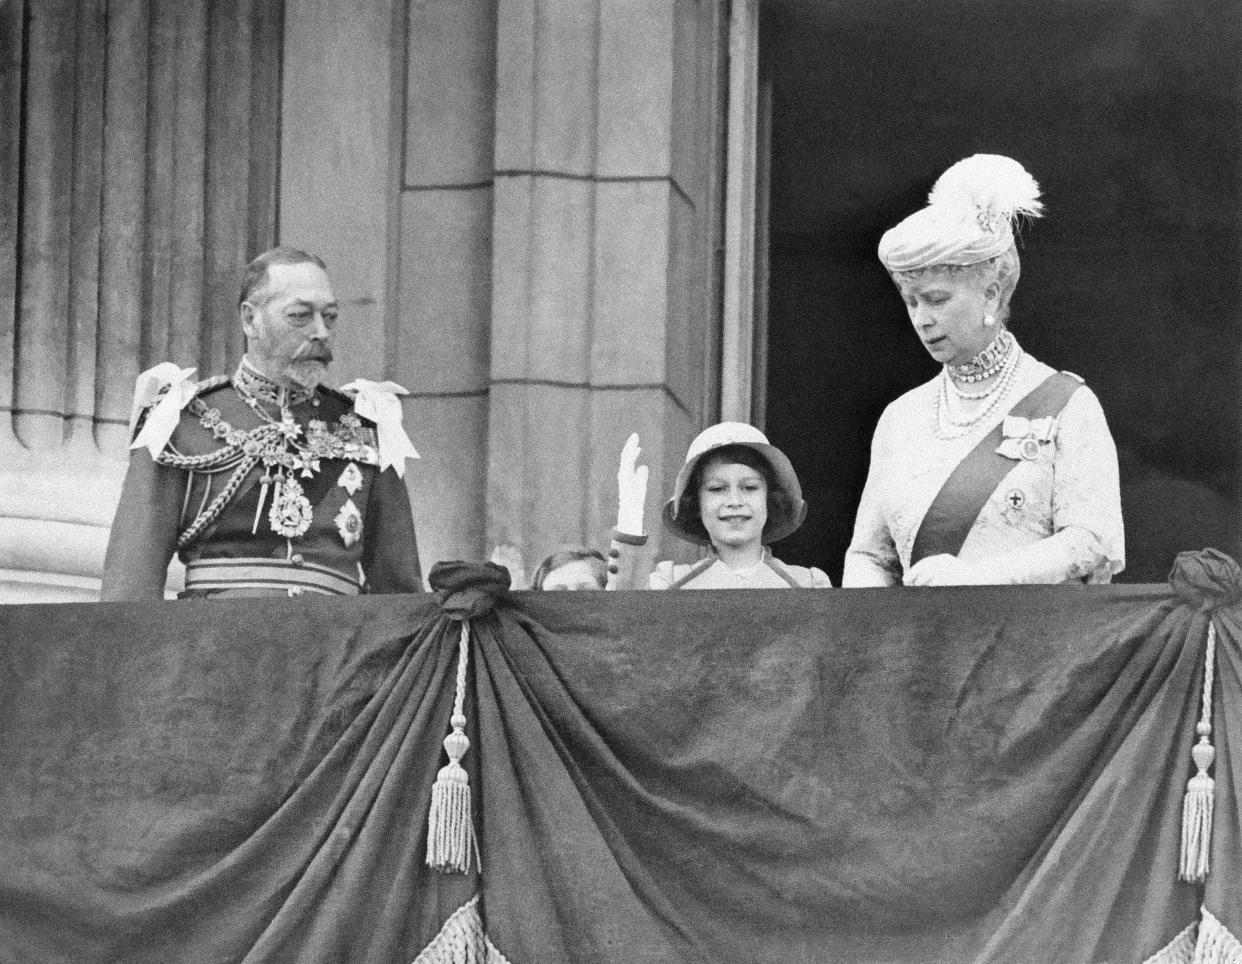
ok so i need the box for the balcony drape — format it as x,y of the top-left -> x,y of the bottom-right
0,565 -> 1237,962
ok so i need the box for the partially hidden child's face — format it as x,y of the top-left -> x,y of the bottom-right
541,560 -> 602,591
698,457 -> 768,552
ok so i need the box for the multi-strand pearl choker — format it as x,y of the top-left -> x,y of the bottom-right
934,335 -> 1024,440
947,329 -> 1015,383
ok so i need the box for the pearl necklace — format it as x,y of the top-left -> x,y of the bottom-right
946,378 -> 995,401
934,341 -> 1024,440
947,330 -> 1014,383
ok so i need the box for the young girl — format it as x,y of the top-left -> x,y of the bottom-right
607,423 -> 831,589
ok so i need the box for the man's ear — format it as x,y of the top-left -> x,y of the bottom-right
240,301 -> 259,340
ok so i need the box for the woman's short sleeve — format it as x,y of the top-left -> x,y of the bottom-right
808,566 -> 834,588
648,560 -> 679,590
1051,386 -> 1125,578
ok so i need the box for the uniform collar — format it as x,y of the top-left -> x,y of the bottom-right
233,356 -> 314,408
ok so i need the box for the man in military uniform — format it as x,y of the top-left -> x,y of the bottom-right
101,246 -> 424,600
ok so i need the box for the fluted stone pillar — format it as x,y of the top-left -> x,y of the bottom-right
0,0 -> 281,602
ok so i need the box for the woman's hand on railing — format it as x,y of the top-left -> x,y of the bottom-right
615,432 -> 648,536
903,553 -> 987,586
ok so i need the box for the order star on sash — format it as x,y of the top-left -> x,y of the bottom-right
337,462 -> 364,495
335,499 -> 363,547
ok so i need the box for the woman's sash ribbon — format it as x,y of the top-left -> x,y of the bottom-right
909,372 -> 1082,566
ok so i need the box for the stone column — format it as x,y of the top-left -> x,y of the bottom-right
487,0 -> 728,576
395,0 -> 498,569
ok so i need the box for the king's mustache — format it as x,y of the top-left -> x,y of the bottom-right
294,342 -> 333,364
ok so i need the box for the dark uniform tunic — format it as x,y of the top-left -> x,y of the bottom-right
101,368 -> 423,600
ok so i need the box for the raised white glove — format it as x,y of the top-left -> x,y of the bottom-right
489,543 -> 526,589
615,432 -> 649,536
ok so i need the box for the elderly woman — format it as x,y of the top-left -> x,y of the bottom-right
843,154 -> 1124,586
609,424 -> 831,589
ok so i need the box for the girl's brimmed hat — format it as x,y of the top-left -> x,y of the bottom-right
662,422 -> 808,546
878,154 -> 1043,273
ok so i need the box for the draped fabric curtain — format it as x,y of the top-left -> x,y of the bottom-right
0,564 -> 1239,962
0,0 -> 281,458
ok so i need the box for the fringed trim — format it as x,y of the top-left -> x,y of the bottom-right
1180,622 -> 1218,882
411,895 -> 514,964
426,620 -> 481,874
1195,908 -> 1242,964
1144,909 -> 1242,964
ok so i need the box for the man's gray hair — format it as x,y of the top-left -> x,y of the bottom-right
238,246 -> 328,307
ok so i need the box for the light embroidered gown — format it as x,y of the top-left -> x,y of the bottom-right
843,346 -> 1125,586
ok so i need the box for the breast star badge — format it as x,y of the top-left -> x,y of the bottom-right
334,499 -> 363,547
337,462 -> 364,495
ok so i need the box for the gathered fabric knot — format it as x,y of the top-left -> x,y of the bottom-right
1168,548 -> 1242,612
429,561 -> 511,621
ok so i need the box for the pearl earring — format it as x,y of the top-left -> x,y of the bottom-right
983,314 -> 996,327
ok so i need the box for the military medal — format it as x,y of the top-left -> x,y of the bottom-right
335,499 -> 362,547
269,476 -> 314,538
164,361 -> 382,551
337,462 -> 363,495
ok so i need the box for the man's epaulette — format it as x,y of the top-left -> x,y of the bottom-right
138,374 -> 230,423
315,384 -> 375,427
179,375 -> 232,421
132,374 -> 227,441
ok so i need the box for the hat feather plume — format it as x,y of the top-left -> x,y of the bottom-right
927,154 -> 1043,231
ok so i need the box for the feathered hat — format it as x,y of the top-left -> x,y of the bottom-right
878,154 -> 1044,272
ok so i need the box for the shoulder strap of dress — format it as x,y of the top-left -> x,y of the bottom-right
764,556 -> 807,588
668,557 -> 716,590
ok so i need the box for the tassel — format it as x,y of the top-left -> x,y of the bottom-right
252,478 -> 270,535
1179,621 -> 1217,882
427,620 -> 480,874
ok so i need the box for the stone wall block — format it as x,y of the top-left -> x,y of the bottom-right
669,0 -> 712,205
495,0 -> 599,173
597,0 -> 674,177
494,0 -> 537,168
398,189 -> 493,395
489,175 -> 535,374
486,381 -> 591,561
281,0 -> 401,385
491,176 -> 595,383
662,189 -> 704,419
590,180 -> 670,385
406,0 -> 497,185
405,393 -> 488,572
531,2 -> 598,173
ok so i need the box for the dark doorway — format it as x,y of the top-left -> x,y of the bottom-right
761,0 -> 1241,584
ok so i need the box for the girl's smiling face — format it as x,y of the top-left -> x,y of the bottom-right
698,455 -> 768,552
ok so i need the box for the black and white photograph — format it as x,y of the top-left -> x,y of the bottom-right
1,0 -> 1238,960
